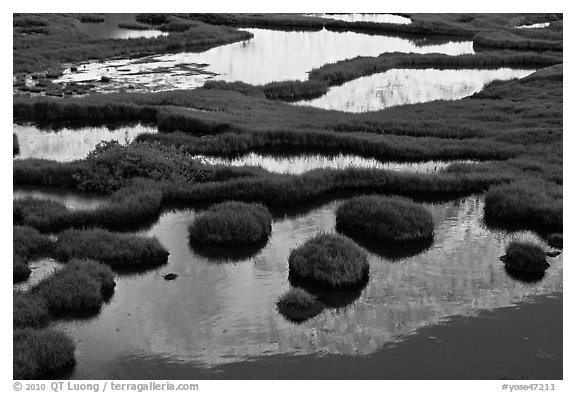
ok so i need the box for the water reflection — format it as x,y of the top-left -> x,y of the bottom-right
306,13 -> 411,25
75,14 -> 168,40
13,123 -> 157,161
50,196 -> 561,378
55,28 -> 474,92
517,22 -> 550,29
296,68 -> 535,112
193,152 -> 478,174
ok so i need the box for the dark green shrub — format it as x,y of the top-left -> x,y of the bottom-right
54,228 -> 168,269
288,233 -> 369,287
336,195 -> 434,243
502,241 -> 549,273
13,293 -> 50,329
13,328 -> 75,379
189,201 -> 272,245
32,260 -> 115,315
276,288 -> 324,322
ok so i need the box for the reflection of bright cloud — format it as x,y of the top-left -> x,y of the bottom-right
52,196 -> 562,373
297,68 -> 535,112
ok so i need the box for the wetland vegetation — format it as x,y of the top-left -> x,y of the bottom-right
12,12 -> 562,380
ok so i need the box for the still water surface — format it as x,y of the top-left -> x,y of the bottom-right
55,28 -> 474,92
295,68 -> 535,112
45,196 -> 561,378
75,13 -> 168,40
13,123 -> 157,162
194,153 -> 477,174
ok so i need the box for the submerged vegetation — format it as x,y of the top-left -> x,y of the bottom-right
336,195 -> 434,243
189,201 -> 272,245
288,233 -> 369,288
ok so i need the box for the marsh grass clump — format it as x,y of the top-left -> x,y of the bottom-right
547,233 -> 562,249
336,195 -> 434,243
13,133 -> 20,155
14,255 -> 32,283
502,241 -> 549,273
32,260 -> 115,315
54,228 -> 169,270
288,233 -> 369,288
13,328 -> 75,380
189,201 -> 272,245
13,293 -> 50,329
262,80 -> 329,101
277,288 -> 324,322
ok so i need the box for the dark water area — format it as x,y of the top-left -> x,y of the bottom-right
295,68 -> 535,112
306,13 -> 411,25
54,28 -> 474,93
75,14 -> 168,40
41,195 -> 561,379
193,153 -> 479,174
13,123 -> 157,161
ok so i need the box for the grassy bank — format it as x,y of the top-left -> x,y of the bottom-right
14,328 -> 75,379
288,233 -> 369,288
53,229 -> 169,270
14,14 -> 252,74
336,195 -> 434,242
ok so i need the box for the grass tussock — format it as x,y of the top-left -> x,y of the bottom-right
336,195 -> 434,243
484,181 -> 562,231
262,80 -> 329,101
13,328 -> 75,380
547,233 -> 562,249
13,133 -> 20,155
189,201 -> 272,245
32,260 -> 115,315
288,233 -> 369,288
502,241 -> 549,273
13,293 -> 50,329
53,228 -> 169,269
277,288 -> 324,322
